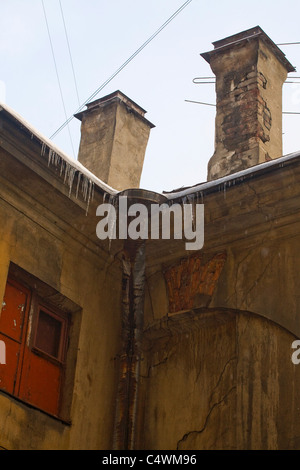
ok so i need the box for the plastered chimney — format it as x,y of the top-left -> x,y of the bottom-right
75,91 -> 155,191
201,26 -> 295,181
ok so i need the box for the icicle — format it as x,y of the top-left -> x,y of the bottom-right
48,148 -> 54,166
40,142 -> 104,215
186,194 -> 194,204
48,149 -> 59,168
85,180 -> 94,215
76,172 -> 82,199
82,176 -> 89,202
182,196 -> 187,206
107,194 -> 117,250
64,162 -> 70,184
60,159 -> 65,177
41,142 -> 46,157
54,152 -> 60,167
185,194 -> 196,232
68,167 -> 77,197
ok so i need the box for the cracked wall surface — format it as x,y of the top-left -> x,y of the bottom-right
139,159 -> 300,450
211,236 -> 300,337
138,310 -> 300,450
2,90 -> 300,450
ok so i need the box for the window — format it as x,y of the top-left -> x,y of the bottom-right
0,270 -> 75,419
34,307 -> 66,359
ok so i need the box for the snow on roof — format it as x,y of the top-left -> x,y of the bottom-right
1,101 -> 300,207
163,150 -> 300,200
0,101 -> 119,204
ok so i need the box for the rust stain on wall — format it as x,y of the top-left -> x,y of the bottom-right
164,252 -> 226,313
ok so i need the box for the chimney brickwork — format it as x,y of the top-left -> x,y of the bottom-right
75,91 -> 154,191
201,27 -> 295,181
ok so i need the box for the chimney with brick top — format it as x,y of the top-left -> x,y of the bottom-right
75,90 -> 155,191
201,26 -> 295,181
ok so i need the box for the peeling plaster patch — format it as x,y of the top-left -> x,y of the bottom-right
164,252 -> 227,313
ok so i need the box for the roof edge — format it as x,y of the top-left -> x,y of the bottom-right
0,102 -> 118,197
163,151 -> 300,200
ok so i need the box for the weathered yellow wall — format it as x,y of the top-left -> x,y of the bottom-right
209,232 -> 300,337
0,175 -> 122,450
139,310 -> 300,450
141,169 -> 300,449
1,104 -> 300,450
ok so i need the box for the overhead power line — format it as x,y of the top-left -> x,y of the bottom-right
50,0 -> 194,140
185,99 -> 216,107
41,0 -> 75,156
59,0 -> 80,107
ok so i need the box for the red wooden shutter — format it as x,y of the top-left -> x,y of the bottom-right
18,305 -> 67,416
0,278 -> 68,418
0,280 -> 30,394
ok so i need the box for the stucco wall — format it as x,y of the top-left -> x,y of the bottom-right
0,156 -> 122,450
138,310 -> 300,450
141,166 -> 300,449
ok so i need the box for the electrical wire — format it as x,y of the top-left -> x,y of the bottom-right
50,0 -> 194,140
185,99 -> 300,114
277,42 -> 300,46
59,0 -> 80,107
185,99 -> 215,107
41,0 -> 75,156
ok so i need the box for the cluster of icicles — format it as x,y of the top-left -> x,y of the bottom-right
39,137 -> 264,219
41,142 -> 95,214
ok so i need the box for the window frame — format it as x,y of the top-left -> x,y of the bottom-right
31,300 -> 69,366
0,264 -> 81,423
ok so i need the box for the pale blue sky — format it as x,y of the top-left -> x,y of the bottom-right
1,0 -> 300,192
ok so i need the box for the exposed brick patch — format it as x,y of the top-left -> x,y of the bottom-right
219,70 -> 271,154
164,252 -> 227,313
